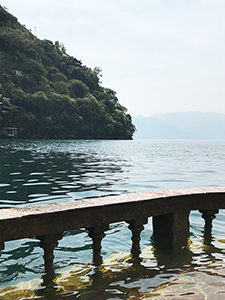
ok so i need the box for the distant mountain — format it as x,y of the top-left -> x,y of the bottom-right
132,112 -> 225,140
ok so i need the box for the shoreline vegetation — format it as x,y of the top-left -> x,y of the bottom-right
0,6 -> 135,139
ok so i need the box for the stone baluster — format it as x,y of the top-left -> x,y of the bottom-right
37,233 -> 63,294
153,209 -> 190,253
127,218 -> 148,259
199,209 -> 219,244
0,241 -> 4,257
87,225 -> 109,266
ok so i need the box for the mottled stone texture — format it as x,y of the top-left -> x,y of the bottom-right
87,224 -> 109,265
153,210 -> 190,253
0,242 -> 4,252
38,233 -> 63,295
127,218 -> 148,258
200,209 -> 219,244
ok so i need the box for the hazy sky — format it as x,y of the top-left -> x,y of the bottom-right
2,0 -> 225,116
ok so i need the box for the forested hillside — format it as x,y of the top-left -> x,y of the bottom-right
0,6 -> 135,139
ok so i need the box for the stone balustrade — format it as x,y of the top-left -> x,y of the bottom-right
0,187 -> 224,297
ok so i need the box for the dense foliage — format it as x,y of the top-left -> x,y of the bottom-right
0,6 -> 135,139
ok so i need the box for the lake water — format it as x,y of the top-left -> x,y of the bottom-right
0,139 -> 224,299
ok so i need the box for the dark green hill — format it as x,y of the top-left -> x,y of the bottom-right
0,6 -> 135,139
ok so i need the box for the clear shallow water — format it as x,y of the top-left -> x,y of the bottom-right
0,139 -> 224,299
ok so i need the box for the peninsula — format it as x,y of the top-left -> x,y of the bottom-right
0,6 -> 135,139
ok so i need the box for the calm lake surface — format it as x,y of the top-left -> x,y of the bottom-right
0,139 -> 225,299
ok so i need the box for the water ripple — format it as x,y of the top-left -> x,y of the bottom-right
0,139 -> 224,297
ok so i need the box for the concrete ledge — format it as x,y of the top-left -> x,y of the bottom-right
0,187 -> 224,242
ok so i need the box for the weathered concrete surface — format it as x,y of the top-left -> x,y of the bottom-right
0,187 -> 224,242
153,209 -> 190,252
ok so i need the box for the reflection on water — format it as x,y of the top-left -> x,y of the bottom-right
1,237 -> 225,299
0,139 -> 225,299
0,140 -> 132,208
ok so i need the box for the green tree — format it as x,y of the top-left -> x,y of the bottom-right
52,81 -> 69,95
69,79 -> 89,98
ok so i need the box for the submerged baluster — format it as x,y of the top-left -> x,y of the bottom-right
200,209 -> 219,244
127,218 -> 148,260
37,233 -> 63,296
87,225 -> 109,266
153,210 -> 190,253
0,241 -> 4,257
0,242 -> 5,274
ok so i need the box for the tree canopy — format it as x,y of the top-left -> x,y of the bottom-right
0,5 -> 135,139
